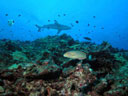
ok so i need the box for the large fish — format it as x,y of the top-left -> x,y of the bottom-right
35,20 -> 71,34
63,51 -> 87,60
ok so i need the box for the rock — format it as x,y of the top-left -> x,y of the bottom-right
0,86 -> 4,93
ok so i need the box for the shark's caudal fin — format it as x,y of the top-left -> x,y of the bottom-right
35,24 -> 42,32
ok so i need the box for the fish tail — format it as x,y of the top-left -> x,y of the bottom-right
35,24 -> 42,32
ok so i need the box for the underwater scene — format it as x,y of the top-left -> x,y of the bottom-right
0,0 -> 128,96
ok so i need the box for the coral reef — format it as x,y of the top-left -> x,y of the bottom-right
0,34 -> 128,96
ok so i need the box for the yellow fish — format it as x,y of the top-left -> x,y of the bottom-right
8,19 -> 14,26
63,51 -> 87,60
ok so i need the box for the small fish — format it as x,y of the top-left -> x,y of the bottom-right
5,14 -> 8,16
8,19 -> 15,26
88,55 -> 92,60
93,25 -> 96,28
88,32 -> 90,34
101,27 -> 104,29
18,14 -> 21,17
64,51 -> 87,60
48,20 -> 50,22
93,16 -> 96,18
63,14 -> 66,16
28,30 -> 31,32
88,23 -> 90,27
75,20 -> 79,24
83,37 -> 91,40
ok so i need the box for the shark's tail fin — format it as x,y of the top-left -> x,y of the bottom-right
35,24 -> 42,32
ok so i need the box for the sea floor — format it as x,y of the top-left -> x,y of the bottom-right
0,34 -> 128,96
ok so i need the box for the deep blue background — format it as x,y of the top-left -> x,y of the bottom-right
0,0 -> 128,49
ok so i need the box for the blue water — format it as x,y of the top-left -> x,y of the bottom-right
0,0 -> 128,49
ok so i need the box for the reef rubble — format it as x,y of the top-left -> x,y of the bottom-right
0,34 -> 128,96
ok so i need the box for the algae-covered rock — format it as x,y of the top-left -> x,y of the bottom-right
12,51 -> 29,62
8,63 -> 34,70
114,52 -> 128,63
0,86 -> 4,93
8,64 -> 19,70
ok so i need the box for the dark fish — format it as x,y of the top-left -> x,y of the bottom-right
48,20 -> 50,22
88,23 -> 90,26
101,27 -> 104,29
63,14 -> 66,16
93,25 -> 96,28
83,37 -> 91,40
93,16 -> 96,18
88,32 -> 90,34
28,30 -> 31,32
75,20 -> 79,24
18,14 -> 21,17
5,14 -> 8,16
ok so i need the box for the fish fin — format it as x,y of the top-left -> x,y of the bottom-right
54,20 -> 59,25
35,24 -> 42,32
57,29 -> 61,34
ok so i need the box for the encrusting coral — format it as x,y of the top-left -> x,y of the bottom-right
0,34 -> 128,96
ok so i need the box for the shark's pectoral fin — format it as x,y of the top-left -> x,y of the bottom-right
57,29 -> 62,34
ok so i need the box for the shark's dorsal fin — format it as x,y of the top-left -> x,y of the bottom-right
54,20 -> 59,25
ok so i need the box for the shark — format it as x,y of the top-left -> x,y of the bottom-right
35,20 -> 71,34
